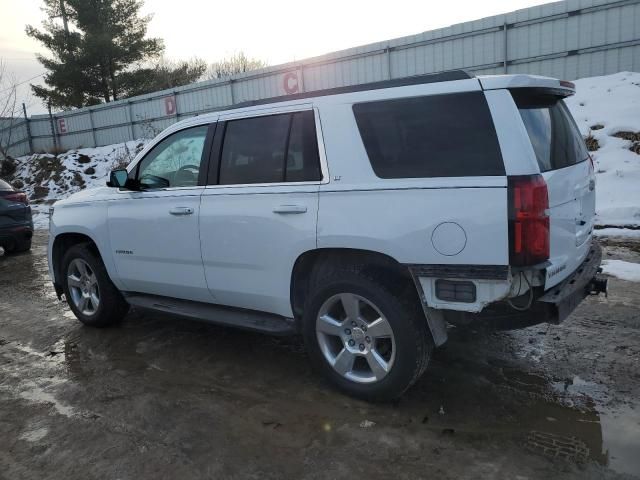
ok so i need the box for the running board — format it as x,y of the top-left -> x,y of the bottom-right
123,293 -> 296,335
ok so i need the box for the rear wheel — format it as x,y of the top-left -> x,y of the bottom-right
303,270 -> 432,401
61,244 -> 129,327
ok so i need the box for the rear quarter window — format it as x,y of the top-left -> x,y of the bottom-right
352,92 -> 505,178
512,91 -> 589,172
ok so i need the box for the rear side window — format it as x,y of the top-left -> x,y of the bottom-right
219,111 -> 321,185
352,92 -> 504,178
512,92 -> 589,172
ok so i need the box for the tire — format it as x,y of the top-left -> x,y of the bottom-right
61,243 -> 129,327
302,269 -> 432,401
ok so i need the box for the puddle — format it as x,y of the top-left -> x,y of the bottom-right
500,370 -> 639,474
551,375 -> 608,402
405,352 -> 639,475
599,405 -> 640,476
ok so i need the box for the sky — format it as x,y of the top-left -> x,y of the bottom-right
0,0 -> 553,113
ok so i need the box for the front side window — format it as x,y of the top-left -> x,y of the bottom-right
218,111 -> 321,185
136,125 -> 208,188
353,92 -> 505,178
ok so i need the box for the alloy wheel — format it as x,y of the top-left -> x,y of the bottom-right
316,293 -> 396,383
67,258 -> 100,316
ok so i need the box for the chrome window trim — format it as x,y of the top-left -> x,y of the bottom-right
124,102 -> 329,190
208,104 -> 328,188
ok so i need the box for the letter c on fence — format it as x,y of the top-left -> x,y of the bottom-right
283,72 -> 299,95
164,96 -> 176,115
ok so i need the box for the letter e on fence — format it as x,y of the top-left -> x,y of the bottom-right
58,118 -> 67,134
283,72 -> 299,95
164,96 -> 177,116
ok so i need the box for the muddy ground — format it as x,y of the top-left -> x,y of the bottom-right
0,232 -> 639,480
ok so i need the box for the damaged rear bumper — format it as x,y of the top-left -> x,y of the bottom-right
455,241 -> 606,330
537,241 -> 606,324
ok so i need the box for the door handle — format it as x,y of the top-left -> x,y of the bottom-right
273,205 -> 307,214
169,207 -> 194,216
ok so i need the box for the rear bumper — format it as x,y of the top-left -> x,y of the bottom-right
466,241 -> 604,330
537,241 -> 604,324
0,221 -> 34,248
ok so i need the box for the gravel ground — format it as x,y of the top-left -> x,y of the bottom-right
0,232 -> 639,480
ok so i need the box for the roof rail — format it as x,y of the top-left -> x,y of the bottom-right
221,69 -> 475,112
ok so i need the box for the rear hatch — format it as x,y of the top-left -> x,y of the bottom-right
512,90 -> 595,289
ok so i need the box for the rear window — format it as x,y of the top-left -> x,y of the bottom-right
219,111 -> 321,185
512,91 -> 589,172
352,92 -> 505,178
0,179 -> 13,190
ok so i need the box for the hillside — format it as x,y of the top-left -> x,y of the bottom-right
12,140 -> 149,228
564,72 -> 640,233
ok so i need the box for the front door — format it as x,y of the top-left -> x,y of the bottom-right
108,124 -> 214,302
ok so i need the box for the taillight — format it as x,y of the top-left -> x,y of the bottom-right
508,175 -> 549,266
4,192 -> 29,205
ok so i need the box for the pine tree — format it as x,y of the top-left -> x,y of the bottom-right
26,0 -> 166,108
120,58 -> 208,97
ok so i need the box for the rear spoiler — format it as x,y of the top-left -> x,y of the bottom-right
478,74 -> 575,97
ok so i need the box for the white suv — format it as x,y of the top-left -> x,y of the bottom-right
48,71 -> 608,400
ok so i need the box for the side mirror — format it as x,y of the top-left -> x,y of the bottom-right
107,169 -> 129,188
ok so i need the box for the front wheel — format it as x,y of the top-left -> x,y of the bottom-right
61,244 -> 129,327
302,270 -> 432,401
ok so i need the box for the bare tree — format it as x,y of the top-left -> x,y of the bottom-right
0,60 -> 21,177
206,52 -> 267,80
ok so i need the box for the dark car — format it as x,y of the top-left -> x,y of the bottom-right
0,178 -> 33,253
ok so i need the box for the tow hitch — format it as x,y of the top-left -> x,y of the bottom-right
588,271 -> 608,297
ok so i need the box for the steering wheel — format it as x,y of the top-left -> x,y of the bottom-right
139,173 -> 170,189
174,164 -> 199,185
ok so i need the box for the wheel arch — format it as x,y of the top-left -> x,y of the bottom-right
290,248 -> 416,320
290,247 -> 448,346
51,232 -> 103,288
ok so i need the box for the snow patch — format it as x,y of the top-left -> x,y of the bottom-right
601,259 -> 640,282
14,139 -> 149,228
565,72 -> 640,229
594,228 -> 640,239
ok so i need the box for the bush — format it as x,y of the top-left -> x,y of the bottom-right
111,144 -> 135,170
585,135 -> 599,152
0,157 -> 16,177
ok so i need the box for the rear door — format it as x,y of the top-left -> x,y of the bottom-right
199,106 -> 323,318
513,91 -> 595,288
